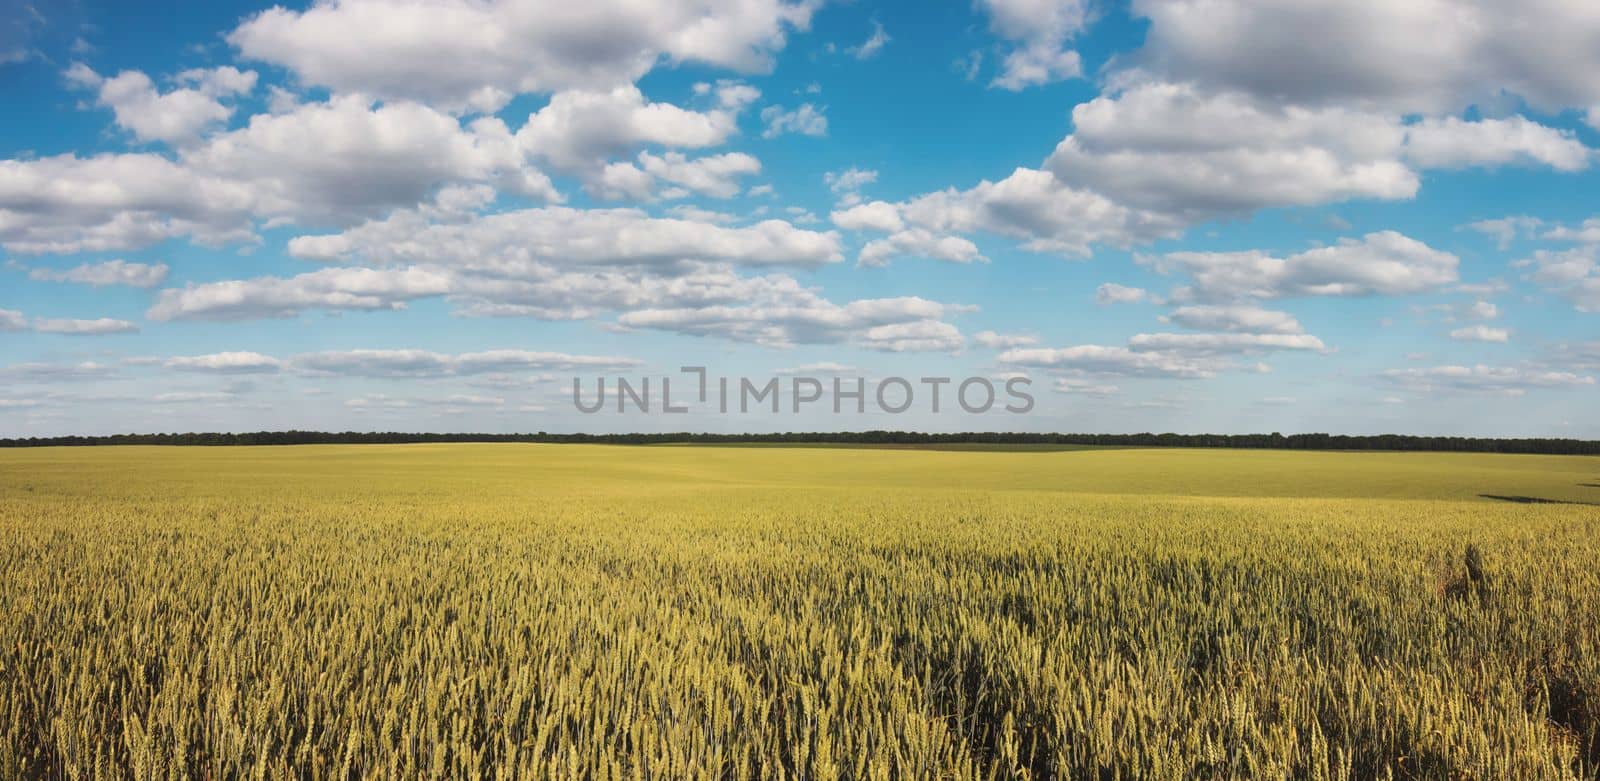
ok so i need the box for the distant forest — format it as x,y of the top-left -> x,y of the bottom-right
2,430 -> 1598,455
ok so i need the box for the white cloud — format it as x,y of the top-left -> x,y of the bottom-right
590,162 -> 656,201
847,21 -> 890,60
293,348 -> 640,378
618,290 -> 965,350
289,205 -> 841,271
229,0 -> 818,113
1552,341 -> 1600,370
637,151 -> 761,198
825,167 -> 878,194
0,95 -> 568,255
775,361 -> 856,375
31,317 -> 140,335
147,266 -> 454,321
858,229 -> 985,267
1381,364 -> 1594,395
1403,116 -> 1591,172
0,308 -> 26,331
760,103 -> 827,138
1543,217 -> 1600,244
1465,216 -> 1542,249
517,86 -> 741,173
665,205 -> 741,224
1095,283 -> 1149,305
977,0 -> 1088,90
999,344 -> 1224,378
1046,83 -> 1417,223
152,392 -> 236,404
857,319 -> 964,353
1053,378 -> 1118,397
898,167 -> 1181,257
0,153 -> 256,254
188,95 -> 554,223
0,362 -> 117,383
1147,231 -> 1459,301
1449,325 -> 1510,343
26,259 -> 169,288
831,200 -> 902,232
1126,332 -> 1327,354
697,80 -> 762,111
1165,304 -> 1303,334
1127,0 -> 1600,115
1514,246 -> 1600,312
165,352 -> 285,373
67,64 -> 256,144
973,330 -> 1038,349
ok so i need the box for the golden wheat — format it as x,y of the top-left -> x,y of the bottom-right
1,444 -> 1597,779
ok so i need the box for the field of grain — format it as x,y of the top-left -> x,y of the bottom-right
2,444 -> 1598,779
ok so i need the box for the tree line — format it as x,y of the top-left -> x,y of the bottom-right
1,430 -> 1598,454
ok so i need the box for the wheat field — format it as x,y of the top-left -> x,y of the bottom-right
1,444 -> 1597,779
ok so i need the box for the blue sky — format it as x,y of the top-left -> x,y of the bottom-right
2,0 -> 1598,437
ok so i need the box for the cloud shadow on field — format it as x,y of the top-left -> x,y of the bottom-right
1479,494 -> 1600,507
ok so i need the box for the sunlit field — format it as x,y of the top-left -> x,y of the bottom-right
2,444 -> 1598,779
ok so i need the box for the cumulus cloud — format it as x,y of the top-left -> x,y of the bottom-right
858,229 -> 984,267
1095,283 -> 1149,305
897,167 -> 1182,257
831,201 -> 902,232
66,64 -> 257,144
694,79 -> 762,111
856,319 -> 964,353
0,361 -> 117,383
0,153 -> 257,254
618,290 -> 965,350
0,94 -> 562,254
188,95 -> 555,222
293,348 -> 640,378
760,103 -> 827,138
1514,246 -> 1600,312
1381,364 -> 1594,395
1052,378 -> 1119,397
0,308 -> 139,335
847,21 -> 890,60
973,330 -> 1038,349
1551,341 -> 1600,370
1146,231 -> 1459,302
876,76 -> 1588,260
165,352 -> 285,373
31,317 -> 140,335
1000,344 -> 1225,379
1403,116 -> 1591,172
517,86 -> 742,173
288,205 -> 841,271
1543,217 -> 1600,244
1045,83 -> 1417,223
1465,216 -> 1543,249
229,0 -> 819,113
147,266 -> 454,321
26,259 -> 169,288
1164,304 -> 1303,334
0,308 -> 27,331
636,151 -> 761,198
976,0 -> 1088,90
1125,0 -> 1600,114
1126,332 -> 1327,354
1449,325 -> 1511,343
825,167 -> 878,194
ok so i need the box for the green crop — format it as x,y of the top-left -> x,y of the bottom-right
1,444 -> 1597,779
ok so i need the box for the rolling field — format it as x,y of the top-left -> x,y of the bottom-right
2,444 -> 1598,779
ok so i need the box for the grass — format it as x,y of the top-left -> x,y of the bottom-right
2,444 -> 1598,778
